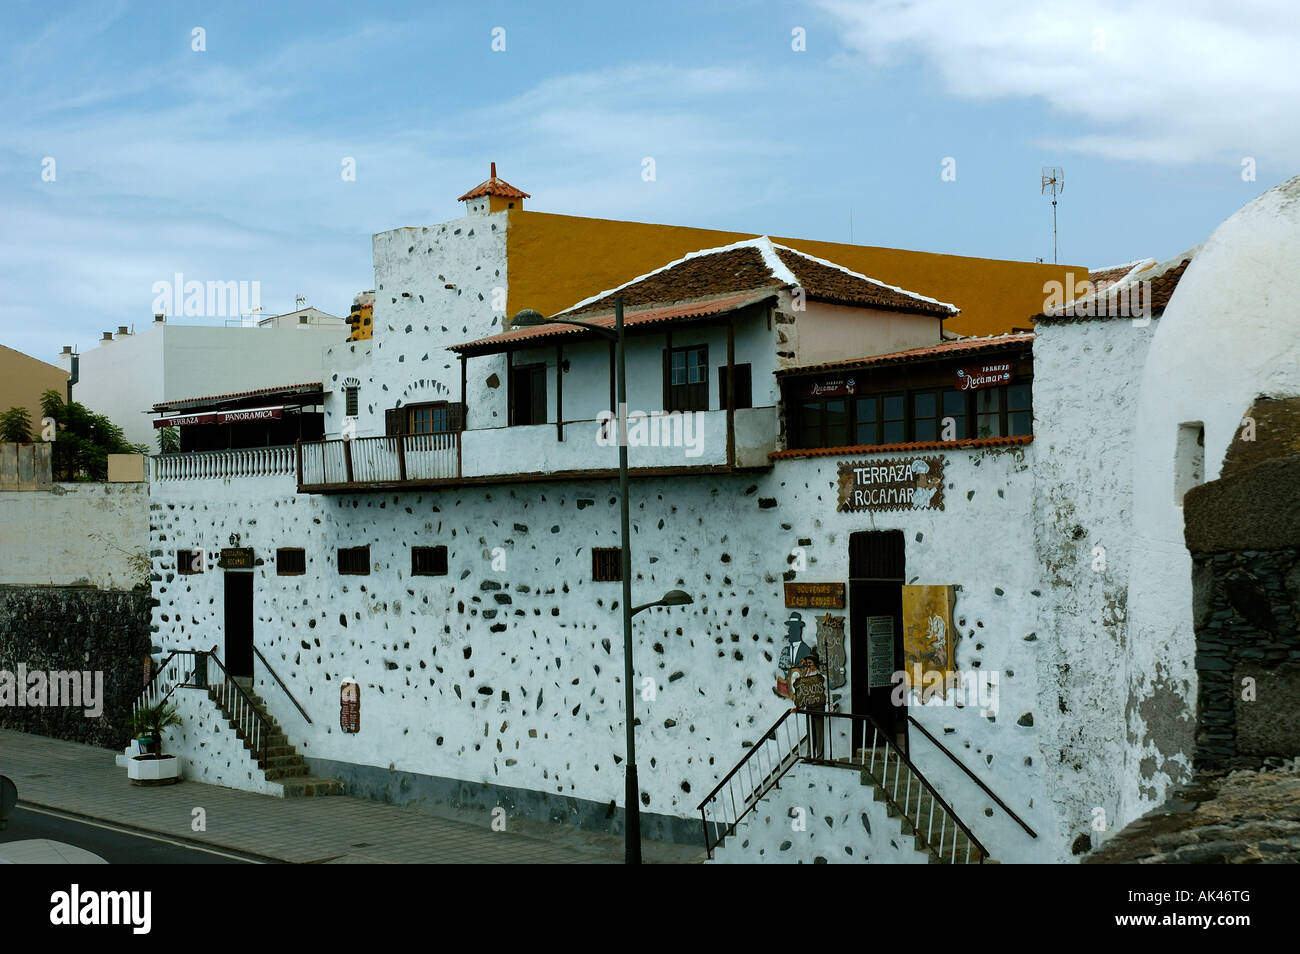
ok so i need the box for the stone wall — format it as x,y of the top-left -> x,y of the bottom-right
1186,453 -> 1300,768
0,586 -> 152,748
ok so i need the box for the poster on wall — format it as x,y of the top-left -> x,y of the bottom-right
816,614 -> 847,690
866,615 -> 895,689
340,679 -> 360,733
901,585 -> 957,689
837,457 -> 946,513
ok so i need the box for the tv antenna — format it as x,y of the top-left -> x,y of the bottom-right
1041,167 -> 1064,264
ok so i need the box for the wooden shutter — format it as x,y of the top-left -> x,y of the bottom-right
385,407 -> 407,437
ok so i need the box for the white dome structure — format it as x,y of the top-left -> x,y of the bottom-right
1121,175 -> 1300,821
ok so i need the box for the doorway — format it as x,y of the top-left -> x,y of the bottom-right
223,572 -> 254,677
849,529 -> 907,756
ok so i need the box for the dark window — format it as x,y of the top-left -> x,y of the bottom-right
591,547 -> 623,582
882,393 -> 906,443
941,389 -> 968,440
345,387 -> 359,417
666,345 -> 708,412
912,390 -> 940,442
412,545 -> 448,576
717,364 -> 753,409
975,388 -> 1004,438
276,548 -> 306,575
510,364 -> 547,426
797,398 -> 849,448
177,549 -> 203,574
854,395 -> 878,445
1008,383 -> 1032,436
338,546 -> 370,575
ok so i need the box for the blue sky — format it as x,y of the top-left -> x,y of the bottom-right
3,0 -> 1295,362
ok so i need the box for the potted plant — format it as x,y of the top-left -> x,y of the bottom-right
126,703 -> 183,786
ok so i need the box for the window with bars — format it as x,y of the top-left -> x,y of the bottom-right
591,547 -> 623,582
337,546 -> 370,575
276,548 -> 306,575
345,387 -> 359,417
666,345 -> 708,412
411,545 -> 448,576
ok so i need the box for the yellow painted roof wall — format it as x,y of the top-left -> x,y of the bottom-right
0,345 -> 67,429
505,211 -> 1087,338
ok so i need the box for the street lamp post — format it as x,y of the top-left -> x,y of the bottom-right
511,299 -> 693,863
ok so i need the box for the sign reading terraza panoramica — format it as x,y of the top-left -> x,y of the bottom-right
837,456 -> 946,512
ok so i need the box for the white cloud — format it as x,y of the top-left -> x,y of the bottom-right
817,0 -> 1300,163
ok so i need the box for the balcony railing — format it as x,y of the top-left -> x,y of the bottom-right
298,433 -> 460,489
153,446 -> 296,481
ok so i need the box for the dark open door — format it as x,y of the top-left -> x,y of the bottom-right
223,572 -> 254,677
849,530 -> 907,755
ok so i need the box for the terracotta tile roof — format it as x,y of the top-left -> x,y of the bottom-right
1089,259 -> 1153,293
775,333 -> 1034,377
559,237 -> 958,320
1037,253 -> 1193,322
152,382 -> 323,412
770,435 -> 1033,460
448,290 -> 776,356
457,162 -> 530,201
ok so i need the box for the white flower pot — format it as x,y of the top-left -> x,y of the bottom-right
127,754 -> 183,786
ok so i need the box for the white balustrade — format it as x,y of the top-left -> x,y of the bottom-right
152,445 -> 296,481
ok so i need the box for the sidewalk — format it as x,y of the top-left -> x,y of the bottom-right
0,730 -> 704,864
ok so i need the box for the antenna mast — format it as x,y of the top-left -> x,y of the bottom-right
1041,167 -> 1064,264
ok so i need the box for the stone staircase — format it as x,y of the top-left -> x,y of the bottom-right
210,677 -> 343,797
857,749 -> 986,864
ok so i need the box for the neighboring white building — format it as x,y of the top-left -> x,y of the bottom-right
61,309 -> 345,448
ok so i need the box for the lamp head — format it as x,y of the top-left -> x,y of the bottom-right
660,590 -> 693,606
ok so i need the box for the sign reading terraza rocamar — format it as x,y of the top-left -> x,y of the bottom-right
955,361 -> 1013,390
837,456 -> 946,512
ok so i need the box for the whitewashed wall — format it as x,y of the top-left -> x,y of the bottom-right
148,443 -> 1066,859
0,482 -> 149,589
1123,175 -> 1300,824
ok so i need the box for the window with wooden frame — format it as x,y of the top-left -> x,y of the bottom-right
276,548 -> 306,575
176,549 -> 204,574
787,356 -> 1032,450
717,363 -> 753,409
337,546 -> 370,575
665,345 -> 709,412
411,545 -> 448,576
591,547 -> 623,582
408,401 -> 456,435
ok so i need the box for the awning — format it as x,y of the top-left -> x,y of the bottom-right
154,406 -> 285,427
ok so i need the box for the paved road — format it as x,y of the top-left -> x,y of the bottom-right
1,806 -> 255,864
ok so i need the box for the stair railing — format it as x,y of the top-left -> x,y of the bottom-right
202,646 -> 273,764
252,646 -> 312,724
133,650 -> 201,719
695,709 -> 809,858
906,715 -> 1037,841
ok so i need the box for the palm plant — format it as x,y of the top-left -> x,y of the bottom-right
129,702 -> 182,756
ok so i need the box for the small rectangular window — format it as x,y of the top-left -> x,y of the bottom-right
854,396 -> 878,445
912,390 -> 939,442
177,549 -> 204,574
412,545 -> 448,576
338,546 -> 370,575
666,345 -> 708,412
1007,383 -> 1032,436
882,394 -> 906,443
592,547 -> 623,582
345,387 -> 359,418
975,388 -> 1005,438
276,548 -> 306,575
718,364 -> 753,409
941,390 -> 968,440
1174,422 -> 1205,505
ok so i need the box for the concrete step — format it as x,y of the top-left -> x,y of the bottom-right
264,763 -> 310,780
278,775 -> 345,797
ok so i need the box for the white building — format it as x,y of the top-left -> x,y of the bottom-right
138,171 -> 1297,862
61,308 -> 345,448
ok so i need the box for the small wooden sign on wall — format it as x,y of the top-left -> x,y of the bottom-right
784,582 -> 846,609
340,679 -> 360,733
220,547 -> 255,569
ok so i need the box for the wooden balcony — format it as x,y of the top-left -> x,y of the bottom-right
296,433 -> 460,492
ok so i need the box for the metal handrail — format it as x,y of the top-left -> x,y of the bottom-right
696,709 -> 809,857
253,645 -> 312,724
803,709 -> 989,862
907,714 -> 1037,839
203,646 -> 274,762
